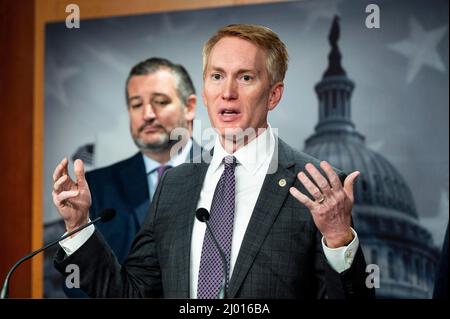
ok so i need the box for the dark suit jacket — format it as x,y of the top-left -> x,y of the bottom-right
63,152 -> 148,298
86,152 -> 149,264
86,140 -> 202,263
55,138 -> 373,299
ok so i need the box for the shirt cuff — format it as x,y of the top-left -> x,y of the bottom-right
321,228 -> 359,273
59,220 -> 95,256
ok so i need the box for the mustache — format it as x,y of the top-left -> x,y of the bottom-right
138,121 -> 166,133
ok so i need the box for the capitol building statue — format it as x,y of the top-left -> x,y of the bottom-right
303,16 -> 439,298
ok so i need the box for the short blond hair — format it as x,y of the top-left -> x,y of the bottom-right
202,24 -> 289,85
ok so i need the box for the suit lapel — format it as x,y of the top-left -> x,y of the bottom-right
175,160 -> 209,297
117,153 -> 149,226
228,139 -> 297,298
125,141 -> 202,227
187,139 -> 203,163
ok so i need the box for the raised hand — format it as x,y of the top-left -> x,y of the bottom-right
52,157 -> 92,233
289,161 -> 359,248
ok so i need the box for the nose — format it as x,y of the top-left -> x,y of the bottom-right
222,78 -> 238,100
143,103 -> 156,120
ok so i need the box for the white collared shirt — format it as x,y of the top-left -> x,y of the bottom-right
143,139 -> 193,199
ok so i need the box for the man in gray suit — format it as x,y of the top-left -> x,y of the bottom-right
52,24 -> 373,299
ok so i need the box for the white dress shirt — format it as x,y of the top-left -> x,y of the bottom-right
143,138 -> 193,199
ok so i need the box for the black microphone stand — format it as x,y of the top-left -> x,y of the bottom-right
0,209 -> 115,299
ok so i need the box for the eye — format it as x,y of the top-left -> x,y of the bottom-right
211,73 -> 222,80
240,74 -> 253,82
152,99 -> 170,107
130,103 -> 142,109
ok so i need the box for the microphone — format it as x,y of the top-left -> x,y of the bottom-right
0,208 -> 116,299
195,208 -> 229,299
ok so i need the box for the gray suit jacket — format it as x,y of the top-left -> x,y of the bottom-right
54,138 -> 373,299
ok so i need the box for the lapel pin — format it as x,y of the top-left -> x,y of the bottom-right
278,179 -> 286,187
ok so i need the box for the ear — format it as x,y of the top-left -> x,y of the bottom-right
184,94 -> 197,121
201,89 -> 207,108
268,82 -> 284,111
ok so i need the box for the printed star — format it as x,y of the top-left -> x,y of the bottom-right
83,43 -> 130,75
388,16 -> 448,84
45,58 -> 79,108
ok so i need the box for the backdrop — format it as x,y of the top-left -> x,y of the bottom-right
43,0 -> 449,297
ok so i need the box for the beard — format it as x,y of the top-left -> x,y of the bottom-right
131,119 -> 187,153
133,132 -> 175,152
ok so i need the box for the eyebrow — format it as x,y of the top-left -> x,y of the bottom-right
127,93 -> 169,103
209,66 -> 258,74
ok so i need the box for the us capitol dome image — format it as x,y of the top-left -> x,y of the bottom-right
303,17 -> 440,298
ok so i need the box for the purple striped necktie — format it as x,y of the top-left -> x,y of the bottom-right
197,155 -> 237,299
156,165 -> 172,184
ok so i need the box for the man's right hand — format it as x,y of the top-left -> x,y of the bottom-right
52,158 -> 92,233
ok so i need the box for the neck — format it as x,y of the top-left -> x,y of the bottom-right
219,125 -> 268,154
142,150 -> 171,164
142,137 -> 190,164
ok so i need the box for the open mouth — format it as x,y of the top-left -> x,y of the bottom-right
218,108 -> 241,122
220,109 -> 240,115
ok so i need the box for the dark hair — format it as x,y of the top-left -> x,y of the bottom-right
125,57 -> 196,105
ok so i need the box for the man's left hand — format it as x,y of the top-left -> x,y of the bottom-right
289,161 -> 359,248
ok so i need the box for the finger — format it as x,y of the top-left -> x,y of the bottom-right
297,171 -> 323,201
320,161 -> 342,190
52,159 -> 64,182
62,157 -> 69,176
55,190 -> 79,204
289,187 -> 314,210
74,159 -> 87,186
305,163 -> 332,195
52,190 -> 67,207
53,157 -> 68,182
53,175 -> 68,192
343,171 -> 360,203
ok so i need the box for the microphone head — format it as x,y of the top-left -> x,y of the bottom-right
195,208 -> 210,223
100,208 -> 116,223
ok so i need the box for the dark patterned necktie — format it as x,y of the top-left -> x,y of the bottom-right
197,155 -> 237,299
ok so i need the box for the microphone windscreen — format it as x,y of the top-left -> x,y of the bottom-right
195,208 -> 210,223
100,208 -> 116,223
